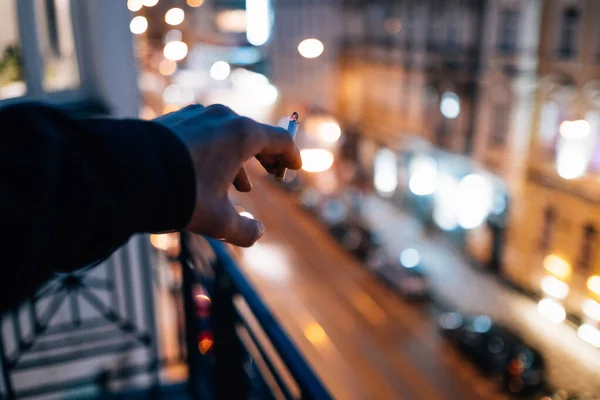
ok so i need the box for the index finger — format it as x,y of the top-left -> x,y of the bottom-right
255,124 -> 302,170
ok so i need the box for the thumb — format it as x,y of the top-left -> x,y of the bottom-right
221,204 -> 265,247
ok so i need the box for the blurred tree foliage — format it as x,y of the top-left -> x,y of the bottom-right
0,43 -> 24,86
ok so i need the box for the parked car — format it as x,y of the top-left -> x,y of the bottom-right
439,312 -> 546,395
373,249 -> 429,300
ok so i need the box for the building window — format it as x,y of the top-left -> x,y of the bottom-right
578,224 -> 597,271
0,0 -> 82,103
540,207 -> 556,252
497,9 -> 519,53
490,105 -> 509,147
446,23 -> 460,49
558,7 -> 580,59
0,0 -> 25,99
35,0 -> 80,92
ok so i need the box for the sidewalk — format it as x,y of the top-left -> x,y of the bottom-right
360,195 -> 600,396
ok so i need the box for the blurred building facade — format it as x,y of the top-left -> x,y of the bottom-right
505,0 -> 600,325
336,0 -> 600,326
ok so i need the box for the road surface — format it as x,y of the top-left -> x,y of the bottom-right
230,167 -> 512,400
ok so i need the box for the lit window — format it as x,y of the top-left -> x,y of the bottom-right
558,7 -> 580,59
539,207 -> 556,252
490,105 -> 509,147
497,10 -> 519,53
578,224 -> 597,272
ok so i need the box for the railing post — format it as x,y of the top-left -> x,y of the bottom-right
178,231 -> 203,399
212,254 -> 249,399
0,333 -> 14,399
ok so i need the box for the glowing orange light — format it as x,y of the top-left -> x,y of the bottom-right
543,255 -> 571,280
198,333 -> 214,354
508,360 -> 524,375
159,59 -> 177,76
162,104 -> 180,114
187,0 -> 204,7
150,233 -> 179,251
195,294 -> 211,303
587,275 -> 600,295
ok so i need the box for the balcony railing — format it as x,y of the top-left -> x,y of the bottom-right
0,233 -> 330,399
180,233 -> 332,399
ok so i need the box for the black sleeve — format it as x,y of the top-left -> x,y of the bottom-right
0,102 -> 196,312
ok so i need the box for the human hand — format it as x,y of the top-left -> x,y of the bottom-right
154,104 -> 301,247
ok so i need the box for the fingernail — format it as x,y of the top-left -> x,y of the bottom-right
255,221 -> 265,242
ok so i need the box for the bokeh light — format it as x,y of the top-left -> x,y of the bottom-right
298,38 -> 324,58
400,248 -> 420,268
408,156 -> 438,196
127,0 -> 143,12
246,0 -> 271,46
300,149 -> 334,173
129,16 -> 148,35
187,0 -> 204,6
159,59 -> 177,76
537,298 -> 566,323
142,0 -> 158,7
163,41 -> 188,61
210,61 -> 231,80
165,7 -> 185,26
440,92 -> 460,119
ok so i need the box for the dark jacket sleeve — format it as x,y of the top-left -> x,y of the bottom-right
0,102 -> 196,312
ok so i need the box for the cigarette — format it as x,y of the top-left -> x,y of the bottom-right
275,112 -> 299,181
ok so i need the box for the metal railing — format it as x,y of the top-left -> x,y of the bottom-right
179,233 -> 332,400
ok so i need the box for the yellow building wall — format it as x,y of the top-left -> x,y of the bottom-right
505,172 -> 600,314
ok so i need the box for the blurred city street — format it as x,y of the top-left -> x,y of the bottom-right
232,165 -> 513,400
360,195 -> 600,395
2,0 -> 600,398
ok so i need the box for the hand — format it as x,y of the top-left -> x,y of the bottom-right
154,104 -> 302,247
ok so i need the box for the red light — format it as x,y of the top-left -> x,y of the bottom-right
197,332 -> 214,355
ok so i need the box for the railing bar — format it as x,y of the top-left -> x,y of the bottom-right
78,286 -> 150,345
13,340 -> 139,371
138,236 -> 161,387
69,291 -> 80,327
29,327 -> 123,353
234,295 -> 300,399
38,290 -> 67,329
237,319 -> 296,400
119,248 -> 136,326
44,316 -> 106,336
8,292 -> 67,366
0,328 -> 15,398
104,256 -> 121,315
208,239 -> 332,400
33,280 -> 60,301
10,311 -> 22,353
81,278 -> 111,290
27,299 -> 39,341
236,325 -> 291,400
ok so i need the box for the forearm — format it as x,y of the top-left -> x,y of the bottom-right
0,102 -> 196,311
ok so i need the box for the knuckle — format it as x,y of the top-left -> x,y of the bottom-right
204,104 -> 232,118
231,117 -> 256,142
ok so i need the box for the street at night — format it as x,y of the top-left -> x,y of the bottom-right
231,166 -> 511,400
2,0 -> 600,399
